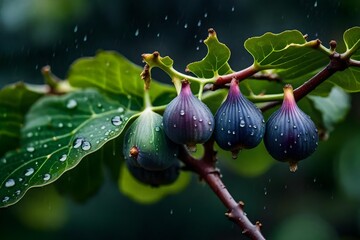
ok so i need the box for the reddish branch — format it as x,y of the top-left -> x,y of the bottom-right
260,51 -> 351,112
179,139 -> 265,240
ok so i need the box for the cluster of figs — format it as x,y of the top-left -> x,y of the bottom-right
123,79 -> 319,186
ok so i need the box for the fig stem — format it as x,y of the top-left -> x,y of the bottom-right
178,141 -> 265,240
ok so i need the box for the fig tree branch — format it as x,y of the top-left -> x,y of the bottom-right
178,141 -> 265,240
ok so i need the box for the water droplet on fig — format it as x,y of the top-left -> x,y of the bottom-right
180,110 -> 185,116
111,116 -> 122,126
240,120 -> 245,127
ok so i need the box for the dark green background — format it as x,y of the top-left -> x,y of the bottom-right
1,0 -> 360,239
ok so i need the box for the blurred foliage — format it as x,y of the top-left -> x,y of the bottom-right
1,0 -> 360,239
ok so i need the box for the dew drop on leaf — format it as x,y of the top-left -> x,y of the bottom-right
26,146 -> 35,152
59,154 -> 67,162
43,174 -> 51,181
2,196 -> 9,203
73,138 -> 84,148
81,141 -> 91,151
111,116 -> 122,126
24,168 -> 35,176
66,99 -> 78,109
5,179 -> 15,188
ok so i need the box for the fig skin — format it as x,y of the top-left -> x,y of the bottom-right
123,109 -> 179,171
162,81 -> 214,151
126,162 -> 180,187
214,79 -> 265,155
264,84 -> 319,172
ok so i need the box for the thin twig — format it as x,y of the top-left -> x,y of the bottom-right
178,142 -> 266,240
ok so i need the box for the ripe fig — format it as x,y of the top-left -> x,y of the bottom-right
264,84 -> 319,172
126,161 -> 180,187
214,79 -> 265,157
123,109 -> 179,171
163,81 -> 214,151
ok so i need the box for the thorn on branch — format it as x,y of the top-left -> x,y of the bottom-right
255,221 -> 262,230
238,201 -> 245,209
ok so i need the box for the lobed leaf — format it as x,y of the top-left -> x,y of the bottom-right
244,30 -> 329,80
68,51 -> 175,103
0,89 -> 141,207
187,30 -> 233,78
0,83 -> 43,157
343,26 -> 360,60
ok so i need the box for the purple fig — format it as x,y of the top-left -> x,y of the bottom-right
214,79 -> 265,157
163,81 -> 214,151
264,84 -> 319,172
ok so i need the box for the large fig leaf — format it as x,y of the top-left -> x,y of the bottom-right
0,89 -> 141,207
0,83 -> 43,157
68,51 -> 175,102
244,30 -> 329,80
343,26 -> 360,60
187,30 -> 233,78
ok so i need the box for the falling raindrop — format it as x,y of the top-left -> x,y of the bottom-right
204,12 -> 208,18
74,25 -> 78,33
5,179 -> 15,188
184,23 -> 188,29
231,6 -> 235,11
197,20 -> 202,27
135,29 -> 139,37
314,1 -> 317,7
83,35 -> 87,42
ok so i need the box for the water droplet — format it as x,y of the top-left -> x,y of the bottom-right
1,158 -> 6,164
204,12 -> 208,18
280,132 -> 284,136
313,178 -> 317,183
197,20 -> 202,27
155,126 -> 160,132
192,115 -> 197,121
66,99 -> 77,109
43,174 -> 51,181
199,119 -> 203,122
111,116 -> 123,126
26,146 -> 35,153
208,121 -> 212,125
73,138 -> 83,148
227,130 -> 231,134
253,125 -> 257,129
275,138 -> 278,142
184,23 -> 188,29
240,120 -> 245,127
156,33 -> 160,37
58,123 -> 64,128
293,125 -> 297,129
274,125 -> 278,130
27,132 -> 33,138
5,179 -> 15,188
180,110 -> 185,116
232,131 -> 236,135
284,150 -> 287,154
135,29 -> 139,36
83,35 -> 87,42
74,25 -> 78,33
231,6 -> 235,11
59,154 -> 67,162
2,196 -> 9,203
170,209 -> 174,215
15,190 -> 21,195
173,124 -> 177,128
118,107 -> 124,113
227,142 -> 232,146
81,141 -> 91,151
25,168 -> 34,176
164,15 -> 168,20
250,131 -> 254,136
314,1 -> 317,7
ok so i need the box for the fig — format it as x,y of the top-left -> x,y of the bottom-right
214,79 -> 265,157
264,84 -> 319,172
126,161 -> 180,187
163,81 -> 214,151
123,109 -> 179,171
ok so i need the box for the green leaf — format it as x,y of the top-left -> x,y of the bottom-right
187,30 -> 233,78
0,89 -> 141,207
201,89 -> 228,114
118,163 -> 191,204
343,26 -> 360,60
244,30 -> 329,80
67,50 -> 175,104
327,67 -> 360,92
0,83 -> 43,157
308,86 -> 350,132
